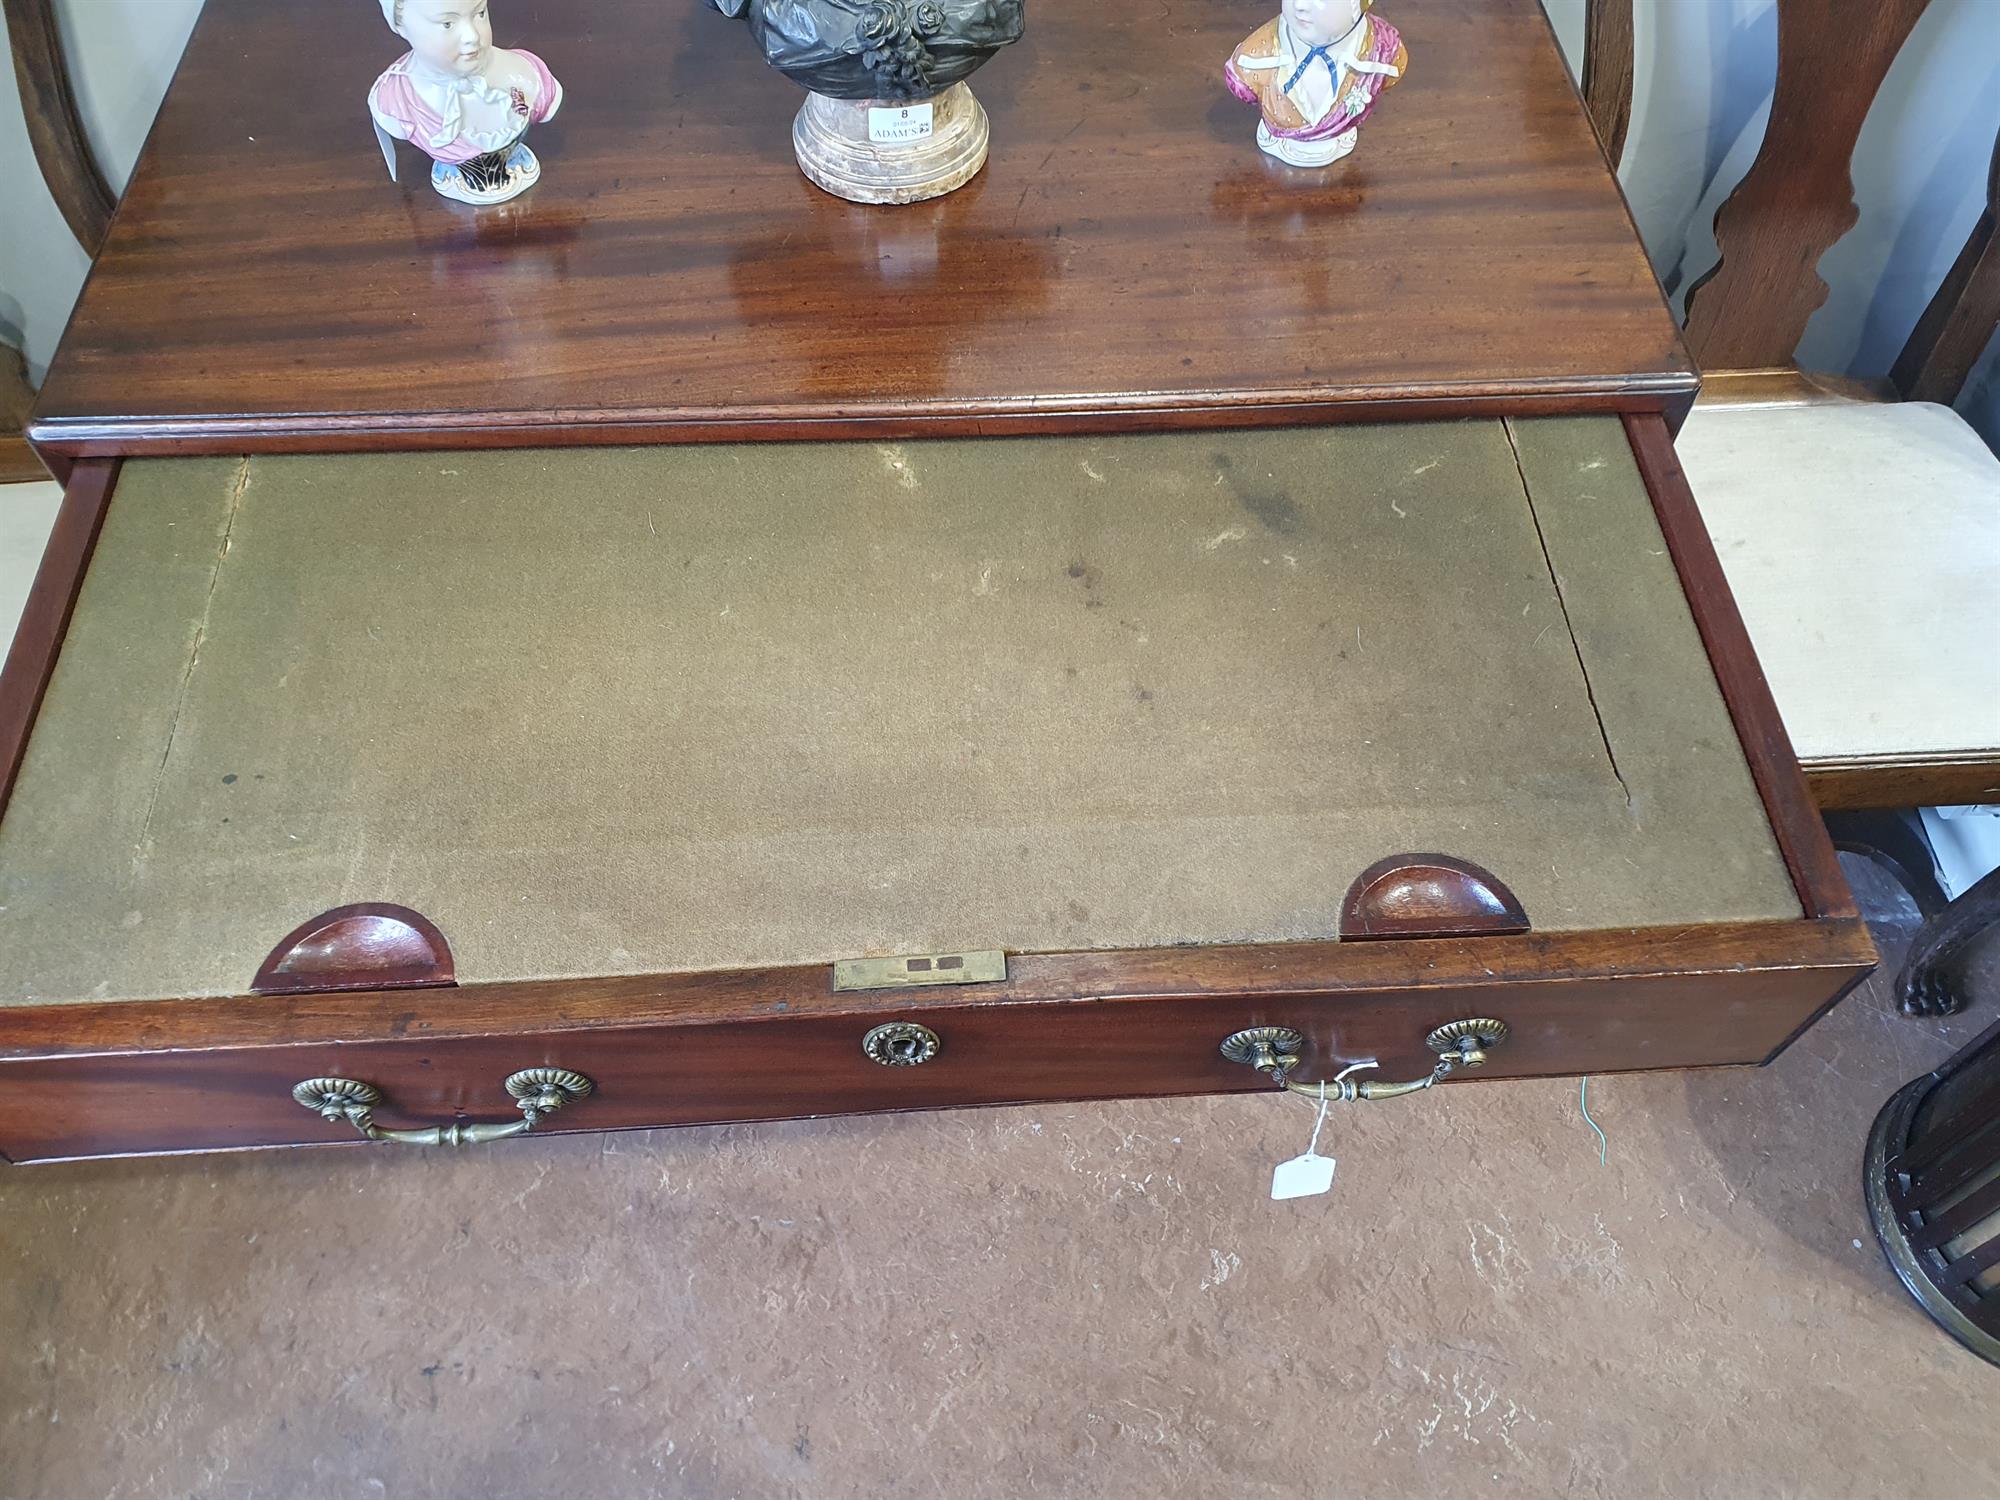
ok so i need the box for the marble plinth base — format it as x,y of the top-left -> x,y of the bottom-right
792,83 -> 991,205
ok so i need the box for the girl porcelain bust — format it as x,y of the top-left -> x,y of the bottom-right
368,0 -> 564,206
1226,0 -> 1406,168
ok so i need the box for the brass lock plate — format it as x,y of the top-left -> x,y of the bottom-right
833,949 -> 1007,993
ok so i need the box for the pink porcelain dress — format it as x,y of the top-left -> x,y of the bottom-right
369,48 -> 563,205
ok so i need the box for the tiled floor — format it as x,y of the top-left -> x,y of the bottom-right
0,481 -> 1995,1498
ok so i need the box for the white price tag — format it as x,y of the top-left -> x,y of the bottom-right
869,102 -> 936,145
1271,1152 -> 1337,1200
1267,1064 -> 1371,1202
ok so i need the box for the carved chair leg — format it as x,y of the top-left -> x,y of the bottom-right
1823,809 -> 1951,920
1896,865 -> 2000,1018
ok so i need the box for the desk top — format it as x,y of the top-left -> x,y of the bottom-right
31,0 -> 1692,461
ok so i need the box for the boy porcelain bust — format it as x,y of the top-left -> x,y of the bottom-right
1225,0 -> 1406,168
368,0 -> 564,206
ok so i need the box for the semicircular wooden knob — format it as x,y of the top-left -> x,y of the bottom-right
1339,855 -> 1530,941
253,904 -> 456,994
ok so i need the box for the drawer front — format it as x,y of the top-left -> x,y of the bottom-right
0,960 -> 1857,1162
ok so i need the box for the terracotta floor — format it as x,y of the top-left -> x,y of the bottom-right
0,861 -> 1993,1499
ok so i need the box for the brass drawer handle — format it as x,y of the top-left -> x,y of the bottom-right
1220,1019 -> 1509,1101
292,1068 -> 595,1146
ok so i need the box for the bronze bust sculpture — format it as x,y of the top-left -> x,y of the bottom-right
705,0 -> 1027,203
705,0 -> 1025,100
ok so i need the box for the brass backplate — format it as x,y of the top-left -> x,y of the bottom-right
833,950 -> 1007,993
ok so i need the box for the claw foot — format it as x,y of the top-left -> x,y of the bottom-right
1893,865 -> 2000,1019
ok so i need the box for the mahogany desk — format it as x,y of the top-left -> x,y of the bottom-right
0,0 -> 1869,1161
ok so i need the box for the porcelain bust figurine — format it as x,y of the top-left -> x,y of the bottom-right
1226,0 -> 1406,168
368,0 -> 564,206
705,0 -> 1027,206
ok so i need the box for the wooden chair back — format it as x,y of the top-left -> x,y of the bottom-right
2,0 -> 113,482
1582,0 -> 2000,405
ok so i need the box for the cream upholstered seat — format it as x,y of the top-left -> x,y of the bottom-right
0,481 -> 64,645
1675,401 -> 2000,774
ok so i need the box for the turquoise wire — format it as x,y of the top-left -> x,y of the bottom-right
1580,1075 -> 1609,1165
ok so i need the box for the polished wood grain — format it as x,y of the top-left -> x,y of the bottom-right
1681,0 -> 1932,370
1805,752 -> 2000,812
2,345 -> 32,431
0,918 -> 1874,1060
0,460 -> 115,822
252,904 -> 457,995
1580,0 -> 1634,169
1892,127 -> 2000,405
1625,414 -> 1856,922
1338,854 -> 1530,940
2,0 -> 114,254
0,918 -> 1877,1161
0,344 -> 40,482
0,438 -> 40,484
29,0 -> 1693,461
32,389 -> 1691,466
1693,367 -> 1896,409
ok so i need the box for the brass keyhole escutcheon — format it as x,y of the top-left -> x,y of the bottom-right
863,1022 -> 942,1067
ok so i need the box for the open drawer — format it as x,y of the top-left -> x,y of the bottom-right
0,415 -> 1872,1161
